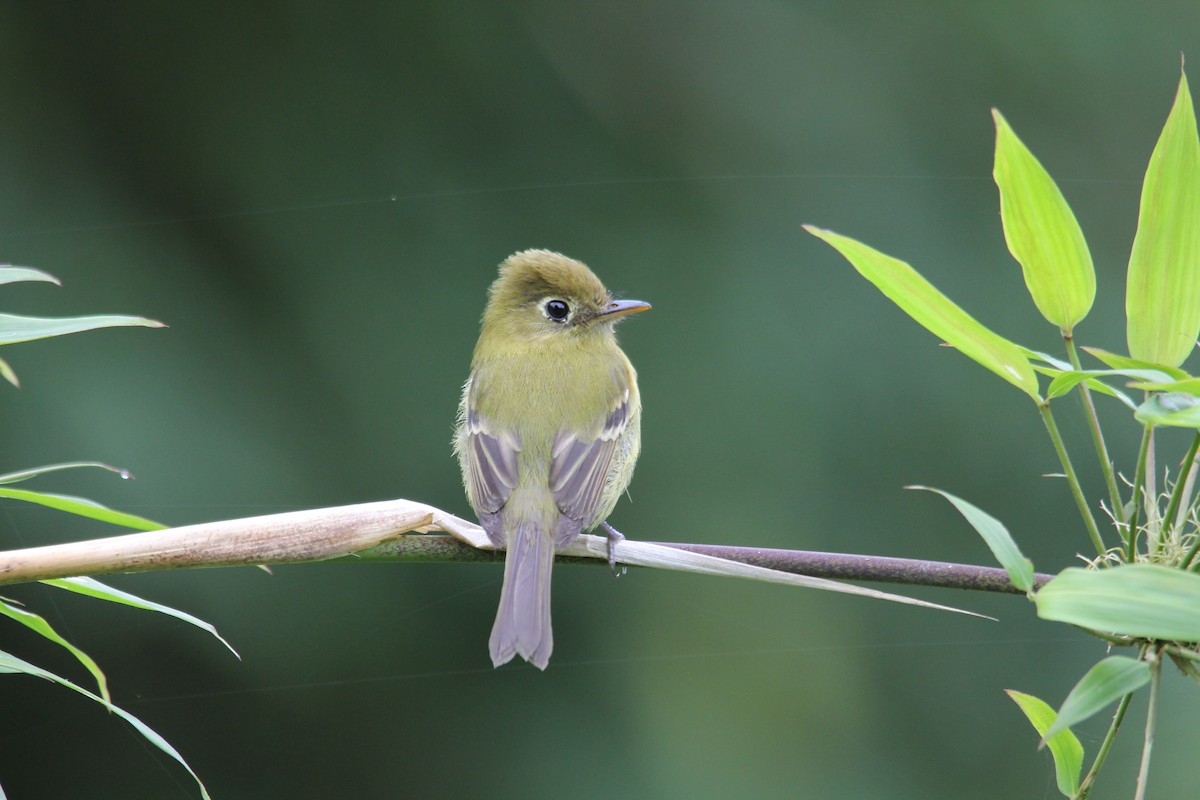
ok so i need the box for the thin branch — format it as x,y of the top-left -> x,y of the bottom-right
1182,538 -> 1200,571
1064,335 -> 1124,525
0,499 -> 1046,597
1133,648 -> 1162,800
1040,402 -> 1107,557
353,536 -> 1050,593
0,501 -> 984,618
1161,431 -> 1200,543
636,543 -> 1051,593
1128,425 -> 1153,561
0,500 -> 439,585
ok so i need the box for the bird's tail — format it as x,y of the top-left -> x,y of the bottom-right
489,518 -> 556,669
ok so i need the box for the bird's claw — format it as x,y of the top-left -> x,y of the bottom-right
600,521 -> 627,577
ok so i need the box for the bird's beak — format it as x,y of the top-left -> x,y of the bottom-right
595,298 -> 651,321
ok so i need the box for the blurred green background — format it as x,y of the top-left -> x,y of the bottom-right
1,2 -> 1198,798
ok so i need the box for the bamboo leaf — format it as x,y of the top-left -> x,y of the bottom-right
1053,376 -> 1136,409
0,600 -> 109,701
805,226 -> 1040,401
1035,564 -> 1200,640
0,488 -> 165,531
1076,378 -> 1137,410
993,110 -> 1095,331
910,487 -> 1034,593
1134,392 -> 1200,428
0,354 -> 16,387
1047,368 -> 1174,400
0,649 -> 210,799
0,266 -> 59,286
579,533 -> 993,619
0,461 -> 132,485
43,576 -> 238,658
1129,376 -> 1200,395
1126,68 -> 1200,367
1023,349 -> 1138,408
1020,347 -> 1072,371
0,313 -> 164,346
1044,656 -> 1150,740
1006,690 -> 1083,797
1081,347 -> 1190,378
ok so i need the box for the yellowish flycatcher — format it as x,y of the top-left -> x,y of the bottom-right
455,250 -> 649,669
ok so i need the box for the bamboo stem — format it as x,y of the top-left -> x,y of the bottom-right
0,499 -> 1048,596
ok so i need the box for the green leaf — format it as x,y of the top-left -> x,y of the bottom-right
43,576 -> 239,658
1047,368 -> 1174,400
1020,347 -> 1072,371
0,354 -> 16,387
1129,376 -> 1200,395
0,461 -> 132,485
0,488 -> 165,531
0,266 -> 59,286
1126,68 -> 1200,367
0,462 -> 161,529
1026,353 -> 1139,408
0,648 -> 210,800
0,600 -> 109,701
1035,564 -> 1200,640
1006,690 -> 1083,797
910,486 -> 1034,593
1044,656 -> 1150,740
1077,378 -> 1137,410
1134,392 -> 1200,428
805,226 -> 1040,401
1051,376 -> 1132,410
0,312 -> 164,346
993,110 -> 1095,332
1081,347 -> 1191,378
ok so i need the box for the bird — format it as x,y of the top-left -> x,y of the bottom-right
454,249 -> 649,669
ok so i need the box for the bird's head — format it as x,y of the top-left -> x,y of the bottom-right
480,250 -> 650,345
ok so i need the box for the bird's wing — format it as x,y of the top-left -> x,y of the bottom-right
462,403 -> 521,543
548,371 -> 634,545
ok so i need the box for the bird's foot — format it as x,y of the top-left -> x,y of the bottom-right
600,521 -> 627,577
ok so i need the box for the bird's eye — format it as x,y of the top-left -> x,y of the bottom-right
544,299 -> 570,322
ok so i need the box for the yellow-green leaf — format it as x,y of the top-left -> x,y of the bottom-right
1047,368 -> 1174,400
993,110 -> 1095,332
0,488 -> 165,531
1135,392 -> 1200,428
1081,346 -> 1191,378
1126,68 -> 1200,367
805,226 -> 1040,401
1006,690 -> 1083,797
1129,377 -> 1200,394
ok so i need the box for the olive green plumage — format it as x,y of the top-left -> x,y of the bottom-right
454,249 -> 648,669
